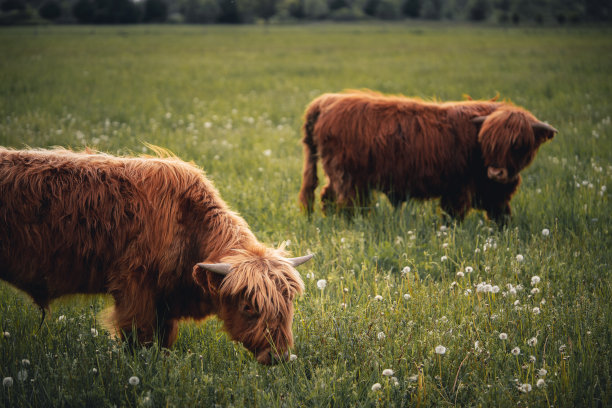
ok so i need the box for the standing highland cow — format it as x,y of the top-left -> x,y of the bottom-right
0,147 -> 313,365
299,90 -> 557,224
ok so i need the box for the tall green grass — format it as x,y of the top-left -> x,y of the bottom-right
0,24 -> 610,407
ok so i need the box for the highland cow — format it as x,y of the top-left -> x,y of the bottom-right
0,147 -> 313,365
299,90 -> 557,224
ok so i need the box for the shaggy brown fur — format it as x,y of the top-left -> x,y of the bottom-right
299,90 -> 557,224
0,147 -> 307,365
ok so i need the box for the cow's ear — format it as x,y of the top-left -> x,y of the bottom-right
192,265 -> 224,297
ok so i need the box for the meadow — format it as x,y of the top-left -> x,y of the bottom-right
0,23 -> 611,407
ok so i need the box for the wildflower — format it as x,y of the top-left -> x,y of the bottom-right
91,328 -> 98,337
442,243 -> 449,249
289,354 -> 298,362
17,369 -> 27,382
499,333 -> 508,340
474,341 -> 481,352
374,295 -> 383,301
262,149 -> 272,157
377,332 -> 386,340
492,285 -> 500,293
456,271 -> 464,278
408,374 -> 418,382
531,276 -> 541,285
530,288 -> 540,295
538,368 -> 547,377
518,383 -> 532,393
511,347 -> 521,356
2,377 -> 13,387
316,279 -> 327,290
401,266 -> 411,275
306,272 -> 314,280
371,383 -> 382,391
58,315 -> 66,322
465,266 -> 474,273
529,355 -> 536,363
21,359 -> 30,366
536,379 -> 546,388
514,300 -> 520,306
128,376 -> 140,386
435,345 -> 447,355
391,377 -> 400,386
92,368 -> 98,374
559,344 -> 567,353
441,255 -> 448,262
516,254 -> 525,262
464,289 -> 472,296
532,307 -> 541,315
3,331 -> 9,338
382,369 -> 394,377
403,293 -> 411,300
542,228 -> 550,237
450,281 -> 458,289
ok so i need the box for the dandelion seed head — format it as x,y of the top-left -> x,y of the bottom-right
403,293 -> 411,300
17,369 -> 27,382
435,345 -> 447,355
542,228 -> 550,237
289,354 -> 298,362
529,355 -> 536,363
91,328 -> 98,337
374,295 -> 383,301
538,368 -> 547,377
3,331 -> 9,338
516,254 -> 524,262
2,377 -> 13,387
371,383 -> 382,391
441,255 -> 448,262
537,379 -> 546,388
21,359 -> 30,366
92,368 -> 98,374
316,279 -> 327,290
518,383 -> 532,393
511,347 -> 521,356
377,332 -> 386,341
499,333 -> 508,340
465,266 -> 474,273
128,376 -> 140,386
492,285 -> 500,293
456,271 -> 464,278
58,315 -> 66,322
531,276 -> 541,285
401,266 -> 411,275
531,287 -> 540,295
382,369 -> 394,377
532,307 -> 541,315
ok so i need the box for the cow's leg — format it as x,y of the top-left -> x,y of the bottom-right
387,191 -> 405,208
155,301 -> 179,348
440,190 -> 472,221
108,285 -> 157,347
320,178 -> 337,215
485,201 -> 512,226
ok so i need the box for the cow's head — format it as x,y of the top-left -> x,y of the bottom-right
193,248 -> 310,365
473,107 -> 557,183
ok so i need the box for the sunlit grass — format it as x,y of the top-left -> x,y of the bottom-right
0,23 -> 611,407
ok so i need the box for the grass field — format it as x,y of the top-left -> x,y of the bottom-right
0,23 -> 611,407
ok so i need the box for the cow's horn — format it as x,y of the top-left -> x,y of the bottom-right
532,121 -> 558,134
287,254 -> 314,267
471,116 -> 487,124
197,263 -> 232,275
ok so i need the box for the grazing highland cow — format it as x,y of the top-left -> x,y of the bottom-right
0,147 -> 313,365
299,90 -> 557,224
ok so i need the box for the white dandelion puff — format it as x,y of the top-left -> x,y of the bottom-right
374,295 -> 383,301
377,332 -> 386,341
441,255 -> 448,262
516,254 -> 525,262
128,376 -> 140,386
58,315 -> 66,322
91,328 -> 98,337
538,368 -> 547,377
371,383 -> 382,391
289,354 -> 298,362
511,347 -> 521,356
542,228 -> 550,237
403,293 -> 411,300
518,383 -> 532,393
17,370 -> 27,382
382,369 -> 394,377
531,287 -> 540,295
532,307 -> 541,315
435,345 -> 447,355
537,379 -> 546,388
531,276 -> 541,285
527,337 -> 538,347
492,285 -> 500,293
262,149 -> 272,157
21,359 -> 30,366
456,271 -> 464,278
465,266 -> 474,273
3,331 -> 9,338
2,377 -> 13,387
92,368 -> 98,374
401,266 -> 411,275
499,333 -> 508,340
316,279 -> 327,290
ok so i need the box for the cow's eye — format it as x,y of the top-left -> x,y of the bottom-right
242,303 -> 258,317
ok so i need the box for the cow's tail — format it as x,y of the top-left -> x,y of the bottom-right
298,101 -> 321,214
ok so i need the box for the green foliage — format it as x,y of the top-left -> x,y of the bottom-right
0,24 -> 611,407
38,0 -> 61,19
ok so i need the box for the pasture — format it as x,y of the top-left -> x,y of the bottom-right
0,23 -> 611,407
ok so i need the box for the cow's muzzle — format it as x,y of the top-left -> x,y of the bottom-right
256,349 -> 289,365
487,166 -> 509,183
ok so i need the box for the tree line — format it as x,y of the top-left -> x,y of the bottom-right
1,0 -> 610,25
